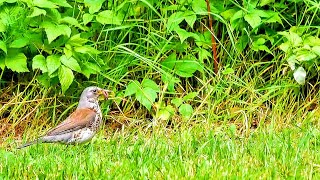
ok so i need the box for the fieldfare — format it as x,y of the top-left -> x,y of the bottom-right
17,86 -> 109,149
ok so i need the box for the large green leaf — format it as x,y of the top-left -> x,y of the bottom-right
161,53 -> 176,70
84,0 -> 105,14
58,65 -> 74,93
41,21 -> 71,43
174,27 -> 196,43
10,37 -> 29,48
50,0 -> 72,8
179,104 -> 193,119
96,10 -> 123,25
33,0 -> 57,8
32,55 -> 48,72
192,0 -> 207,15
175,59 -> 203,77
28,7 -> 47,17
5,52 -> 29,72
136,87 -> 157,110
124,80 -> 140,97
83,13 -> 94,25
166,11 -> 184,32
46,55 -> 61,75
74,46 -> 101,54
183,10 -> 196,28
244,13 -> 261,29
67,34 -> 88,47
60,55 -> 81,73
142,79 -> 159,92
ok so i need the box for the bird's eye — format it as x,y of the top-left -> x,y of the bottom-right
92,89 -> 97,93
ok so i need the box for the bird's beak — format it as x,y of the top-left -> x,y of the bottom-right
98,89 -> 110,100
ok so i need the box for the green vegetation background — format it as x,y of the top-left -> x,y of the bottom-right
0,0 -> 319,179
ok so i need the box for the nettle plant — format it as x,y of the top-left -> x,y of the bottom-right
0,0 -> 138,92
279,27 -> 320,85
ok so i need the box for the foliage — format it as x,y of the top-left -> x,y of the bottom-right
0,0 -> 319,121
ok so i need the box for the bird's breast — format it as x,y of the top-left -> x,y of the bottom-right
71,128 -> 95,144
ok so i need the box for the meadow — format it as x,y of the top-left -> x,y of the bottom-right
0,0 -> 319,179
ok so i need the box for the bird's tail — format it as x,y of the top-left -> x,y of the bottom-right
17,139 -> 42,149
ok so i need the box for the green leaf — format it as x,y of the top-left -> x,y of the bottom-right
184,10 -> 196,28
192,0 -> 207,15
28,7 -> 47,17
32,55 -> 48,72
60,55 -> 81,73
5,52 -> 29,72
33,0 -> 58,8
83,61 -> 101,73
259,0 -> 275,6
46,55 -> 61,75
179,104 -> 193,119
196,48 -> 212,63
278,31 -> 302,47
157,106 -> 174,121
10,37 -> 29,48
221,9 -> 238,20
0,40 -> 7,54
175,59 -> 203,77
244,13 -> 261,29
41,21 -> 71,43
222,67 -> 235,75
59,17 -> 79,26
183,92 -> 198,101
142,79 -> 159,91
67,34 -> 88,47
37,73 -> 51,88
174,27 -> 196,43
84,0 -> 105,14
136,87 -> 157,110
171,98 -> 183,108
96,10 -> 123,25
293,67 -> 306,85
79,62 -> 99,79
74,46 -> 101,54
264,11 -> 282,24
311,46 -> 320,56
161,53 -> 177,70
295,51 -> 317,62
64,47 -> 73,58
124,80 -> 140,97
83,13 -> 94,25
58,65 -> 74,93
167,11 -> 184,32
50,0 -> 72,8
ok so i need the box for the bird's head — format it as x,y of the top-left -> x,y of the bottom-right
82,86 -> 110,100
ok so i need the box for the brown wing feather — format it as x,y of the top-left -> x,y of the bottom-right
46,108 -> 96,136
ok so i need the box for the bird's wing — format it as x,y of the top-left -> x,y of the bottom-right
46,108 -> 96,136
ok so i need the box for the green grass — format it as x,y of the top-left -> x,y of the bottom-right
1,0 -> 320,179
1,122 -> 320,179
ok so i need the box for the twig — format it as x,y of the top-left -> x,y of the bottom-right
205,0 -> 218,74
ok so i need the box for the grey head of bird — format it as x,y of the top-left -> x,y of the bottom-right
77,86 -> 110,109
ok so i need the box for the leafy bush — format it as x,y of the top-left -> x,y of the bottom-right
0,0 -> 319,118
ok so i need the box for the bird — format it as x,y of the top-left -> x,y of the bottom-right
17,86 -> 110,149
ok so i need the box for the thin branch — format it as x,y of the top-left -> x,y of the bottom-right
205,0 -> 218,74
